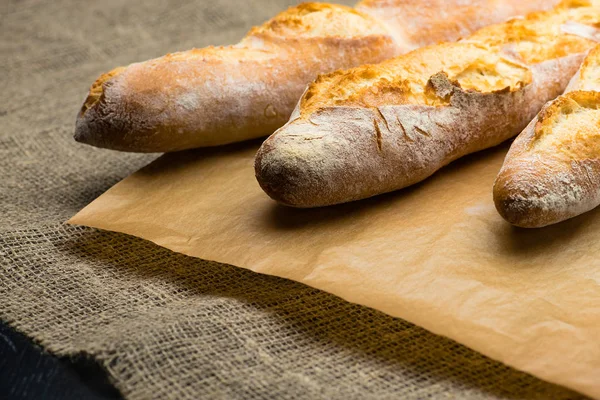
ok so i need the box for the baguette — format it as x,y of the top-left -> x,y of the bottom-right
255,0 -> 600,207
494,44 -> 600,227
74,1 -> 558,152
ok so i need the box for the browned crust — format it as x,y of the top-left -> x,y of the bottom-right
74,3 -> 399,152
493,116 -> 550,227
74,34 -> 397,152
298,42 -> 534,116
79,67 -> 126,117
247,3 -> 388,39
532,89 -> 600,145
494,87 -> 600,228
356,0 -> 562,50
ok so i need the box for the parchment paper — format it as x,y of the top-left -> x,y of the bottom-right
70,140 -> 600,399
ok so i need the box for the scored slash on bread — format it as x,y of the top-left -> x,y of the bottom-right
74,0 -> 558,153
255,0 -> 600,208
494,44 -> 600,228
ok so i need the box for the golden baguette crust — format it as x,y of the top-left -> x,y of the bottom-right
75,3 -> 397,152
494,44 -> 600,227
75,0 -> 560,152
356,0 -> 561,52
299,42 -> 533,115
255,1 -> 599,207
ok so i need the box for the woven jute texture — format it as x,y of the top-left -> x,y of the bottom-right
0,1 -> 588,399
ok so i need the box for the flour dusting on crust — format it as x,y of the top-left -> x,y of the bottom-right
494,44 -> 600,227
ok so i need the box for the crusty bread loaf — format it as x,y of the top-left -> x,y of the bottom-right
255,1 -> 600,207
494,44 -> 600,228
75,0 -> 558,152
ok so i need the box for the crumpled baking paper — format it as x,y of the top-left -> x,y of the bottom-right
70,140 -> 600,399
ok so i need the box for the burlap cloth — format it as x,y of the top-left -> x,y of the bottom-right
0,1 -> 589,399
